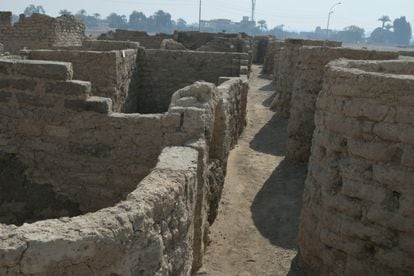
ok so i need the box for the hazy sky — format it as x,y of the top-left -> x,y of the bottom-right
2,0 -> 414,32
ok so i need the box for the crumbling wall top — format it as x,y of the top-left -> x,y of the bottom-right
98,29 -> 172,49
0,146 -> 199,275
332,58 -> 414,75
0,11 -> 85,53
0,59 -> 74,80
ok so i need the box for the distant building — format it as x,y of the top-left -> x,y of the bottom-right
200,18 -> 234,32
200,17 -> 256,33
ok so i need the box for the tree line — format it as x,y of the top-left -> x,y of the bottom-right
19,5 -> 268,35
267,15 -> 411,46
63,9 -> 193,34
370,16 -> 412,45
14,5 -> 414,46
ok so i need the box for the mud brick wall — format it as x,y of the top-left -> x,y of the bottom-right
262,40 -> 284,74
252,36 -> 272,64
98,30 -> 252,54
218,77 -> 249,144
50,40 -> 140,51
0,12 -> 85,54
287,47 -> 398,162
398,50 -> 414,57
28,48 -> 138,112
173,31 -> 250,51
0,12 -> 11,27
0,59 -> 183,215
76,40 -> 140,51
0,147 -> 200,275
270,42 -> 285,103
271,39 -> 342,116
98,29 -> 172,49
129,49 -> 249,113
173,31 -> 219,50
298,59 -> 414,275
167,79 -> 248,270
0,57 -> 249,274
206,77 -> 249,226
0,151 -> 82,225
196,36 -> 251,53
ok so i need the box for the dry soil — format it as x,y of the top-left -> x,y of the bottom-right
198,65 -> 308,276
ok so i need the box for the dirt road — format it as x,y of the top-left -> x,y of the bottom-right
198,65 -> 307,276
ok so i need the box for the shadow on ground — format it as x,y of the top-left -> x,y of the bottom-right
249,112 -> 288,156
259,80 -> 277,108
262,91 -> 277,108
249,100 -> 308,272
259,81 -> 275,92
250,159 -> 307,249
287,255 -> 306,276
257,71 -> 273,80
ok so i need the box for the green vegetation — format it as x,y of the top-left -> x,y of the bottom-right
23,4 -> 45,16
13,5 -> 414,46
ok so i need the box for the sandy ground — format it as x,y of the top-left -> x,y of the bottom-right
197,65 -> 308,276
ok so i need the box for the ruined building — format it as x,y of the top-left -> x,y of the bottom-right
268,37 -> 413,275
269,38 -> 342,117
299,59 -> 414,275
0,12 -> 249,275
0,12 -> 85,54
0,9 -> 413,276
286,46 -> 398,162
98,29 -> 252,54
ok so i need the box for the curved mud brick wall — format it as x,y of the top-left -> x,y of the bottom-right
298,59 -> 414,275
262,40 -> 283,74
0,58 -> 248,274
0,146 -> 200,275
287,47 -> 398,162
0,12 -> 85,54
270,39 -> 342,115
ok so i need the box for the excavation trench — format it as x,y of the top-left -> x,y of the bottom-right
199,65 -> 307,276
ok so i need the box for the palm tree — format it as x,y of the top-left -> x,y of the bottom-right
378,15 -> 391,29
93,13 -> 101,20
75,9 -> 87,21
78,9 -> 87,17
24,5 -> 45,16
385,23 -> 393,31
59,9 -> 72,16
